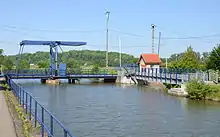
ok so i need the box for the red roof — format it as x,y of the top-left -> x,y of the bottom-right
138,53 -> 161,64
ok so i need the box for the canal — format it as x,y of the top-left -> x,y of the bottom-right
18,79 -> 220,137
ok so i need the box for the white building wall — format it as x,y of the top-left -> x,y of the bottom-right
138,58 -> 161,73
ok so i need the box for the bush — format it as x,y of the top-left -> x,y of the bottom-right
186,80 -> 211,100
186,80 -> 220,100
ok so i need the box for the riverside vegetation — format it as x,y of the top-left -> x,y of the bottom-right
2,83 -> 41,137
186,80 -> 220,101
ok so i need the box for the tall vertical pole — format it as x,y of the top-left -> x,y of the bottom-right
49,46 -> 53,75
119,36 -> 122,68
105,11 -> 110,68
16,45 -> 22,73
55,45 -> 58,76
151,24 -> 155,53
166,57 -> 168,68
158,32 -> 161,56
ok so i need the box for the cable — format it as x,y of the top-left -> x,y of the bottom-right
155,24 -> 220,39
109,29 -> 146,38
1,25 -> 105,33
3,24 -> 220,40
0,28 -> 46,39
156,34 -> 220,39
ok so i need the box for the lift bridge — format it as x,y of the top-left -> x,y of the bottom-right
17,40 -> 87,76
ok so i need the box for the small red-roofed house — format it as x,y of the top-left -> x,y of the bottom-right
138,53 -> 162,72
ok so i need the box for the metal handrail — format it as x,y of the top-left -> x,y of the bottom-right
7,77 -> 74,137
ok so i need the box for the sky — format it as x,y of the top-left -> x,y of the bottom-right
0,0 -> 220,58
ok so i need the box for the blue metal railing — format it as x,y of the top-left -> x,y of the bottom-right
4,68 -> 119,77
6,77 -> 74,137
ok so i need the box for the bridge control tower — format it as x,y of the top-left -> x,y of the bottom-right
17,40 -> 86,84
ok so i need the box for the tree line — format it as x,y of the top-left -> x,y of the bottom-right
161,44 -> 220,71
0,44 -> 219,71
3,50 -> 138,69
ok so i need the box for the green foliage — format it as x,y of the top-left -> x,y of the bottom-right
186,80 -> 219,100
164,83 -> 181,89
4,91 -> 33,137
168,46 -> 201,69
0,49 -> 3,55
3,57 -> 14,70
206,44 -> 220,71
18,60 -> 29,69
0,49 -> 14,70
7,50 -> 137,69
91,64 -> 100,74
37,60 -> 49,68
1,83 -> 10,90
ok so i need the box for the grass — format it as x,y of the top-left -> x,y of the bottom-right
207,84 -> 220,101
186,80 -> 220,101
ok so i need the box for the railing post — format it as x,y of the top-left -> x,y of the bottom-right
196,72 -> 198,80
181,74 -> 184,84
202,72 -> 205,82
50,116 -> 53,136
64,129 -> 67,137
175,69 -> 178,84
22,89 -> 24,107
165,69 -> 167,83
29,96 -> 32,120
151,68 -> 153,81
41,107 -> 44,137
34,101 -> 37,127
25,92 -> 28,114
188,73 -> 190,81
19,87 -> 21,105
170,72 -> 172,84
148,68 -> 150,80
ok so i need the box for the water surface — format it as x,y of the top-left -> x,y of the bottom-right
19,79 -> 220,137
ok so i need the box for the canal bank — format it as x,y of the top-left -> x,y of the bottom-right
0,90 -> 17,137
0,77 -> 17,137
0,78 -> 41,137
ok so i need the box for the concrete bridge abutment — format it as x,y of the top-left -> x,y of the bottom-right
68,79 -> 76,84
41,78 -> 60,85
104,78 -> 117,83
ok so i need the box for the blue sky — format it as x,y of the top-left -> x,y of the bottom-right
0,0 -> 220,58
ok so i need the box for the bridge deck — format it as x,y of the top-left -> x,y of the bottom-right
135,71 -> 217,84
7,74 -> 118,79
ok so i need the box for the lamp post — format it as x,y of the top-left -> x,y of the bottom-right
119,36 -> 122,68
105,11 -> 110,68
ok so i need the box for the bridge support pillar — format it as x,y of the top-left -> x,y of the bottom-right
41,79 -> 47,84
68,79 -> 76,84
104,78 -> 116,83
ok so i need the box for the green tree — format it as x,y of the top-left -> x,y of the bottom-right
37,60 -> 49,68
91,64 -> 100,74
7,49 -> 138,69
3,57 -> 14,70
206,44 -> 220,71
18,60 -> 29,69
0,49 -> 4,66
169,46 -> 201,69
0,49 -> 3,55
